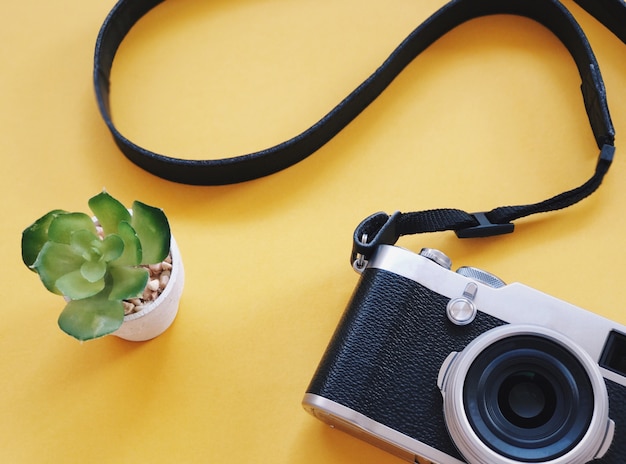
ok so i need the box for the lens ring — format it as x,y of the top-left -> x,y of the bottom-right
465,338 -> 594,461
440,324 -> 611,464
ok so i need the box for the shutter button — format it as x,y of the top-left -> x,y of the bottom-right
418,249 -> 505,326
447,282 -> 478,325
446,267 -> 505,325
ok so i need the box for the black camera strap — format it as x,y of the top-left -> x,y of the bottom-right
94,0 -> 621,184
94,0 -> 624,257
573,0 -> 626,44
350,3 -> 624,265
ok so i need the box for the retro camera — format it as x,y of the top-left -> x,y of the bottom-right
303,244 -> 626,463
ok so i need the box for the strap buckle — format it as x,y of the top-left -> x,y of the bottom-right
455,212 -> 514,239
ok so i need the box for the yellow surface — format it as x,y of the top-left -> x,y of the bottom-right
1,0 -> 625,463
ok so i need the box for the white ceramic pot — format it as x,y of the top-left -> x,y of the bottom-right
113,235 -> 184,341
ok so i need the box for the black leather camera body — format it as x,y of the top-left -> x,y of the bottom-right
303,245 -> 626,463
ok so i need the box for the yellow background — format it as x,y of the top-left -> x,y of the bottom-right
1,0 -> 625,462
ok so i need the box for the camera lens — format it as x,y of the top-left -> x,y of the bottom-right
440,325 -> 612,464
498,370 -> 556,429
463,336 -> 594,462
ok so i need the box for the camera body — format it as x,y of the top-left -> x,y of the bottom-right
303,245 -> 626,463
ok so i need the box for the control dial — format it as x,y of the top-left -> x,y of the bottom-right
456,266 -> 506,288
419,248 -> 452,270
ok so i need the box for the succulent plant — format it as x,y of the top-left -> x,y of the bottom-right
21,190 -> 171,341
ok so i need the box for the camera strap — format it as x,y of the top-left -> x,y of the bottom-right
95,0 -> 622,186
351,2 -> 625,265
94,0 -> 623,257
573,0 -> 626,44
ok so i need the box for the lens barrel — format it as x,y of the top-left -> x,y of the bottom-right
439,325 -> 613,464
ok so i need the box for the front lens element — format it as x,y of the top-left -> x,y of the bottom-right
463,337 -> 594,462
498,370 -> 556,429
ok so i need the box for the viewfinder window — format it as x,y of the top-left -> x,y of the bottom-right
600,330 -> 626,377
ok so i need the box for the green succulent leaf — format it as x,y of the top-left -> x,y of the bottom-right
24,192 -> 174,341
56,270 -> 105,300
69,229 -> 101,260
108,266 -> 149,301
100,234 -> 124,262
88,190 -> 131,235
131,201 -> 171,265
58,296 -> 125,341
48,213 -> 96,245
32,242 -> 86,295
21,209 -> 67,268
112,221 -> 142,267
80,260 -> 107,283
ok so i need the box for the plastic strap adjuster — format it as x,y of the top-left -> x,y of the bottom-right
455,212 -> 514,239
